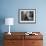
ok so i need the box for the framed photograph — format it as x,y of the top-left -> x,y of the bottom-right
18,9 -> 36,24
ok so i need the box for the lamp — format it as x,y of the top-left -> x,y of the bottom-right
5,18 -> 14,35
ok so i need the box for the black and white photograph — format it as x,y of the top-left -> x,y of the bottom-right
18,9 -> 36,24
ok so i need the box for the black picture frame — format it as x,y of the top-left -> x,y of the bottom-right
18,9 -> 36,24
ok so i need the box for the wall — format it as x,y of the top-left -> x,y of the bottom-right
0,0 -> 46,46
0,0 -> 46,32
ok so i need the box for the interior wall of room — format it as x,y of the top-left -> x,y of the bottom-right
0,0 -> 46,33
0,0 -> 46,46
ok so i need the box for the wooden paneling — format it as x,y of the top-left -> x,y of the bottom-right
4,32 -> 43,46
24,40 -> 43,46
4,40 -> 24,46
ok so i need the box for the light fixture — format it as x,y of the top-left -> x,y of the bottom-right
5,18 -> 14,35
